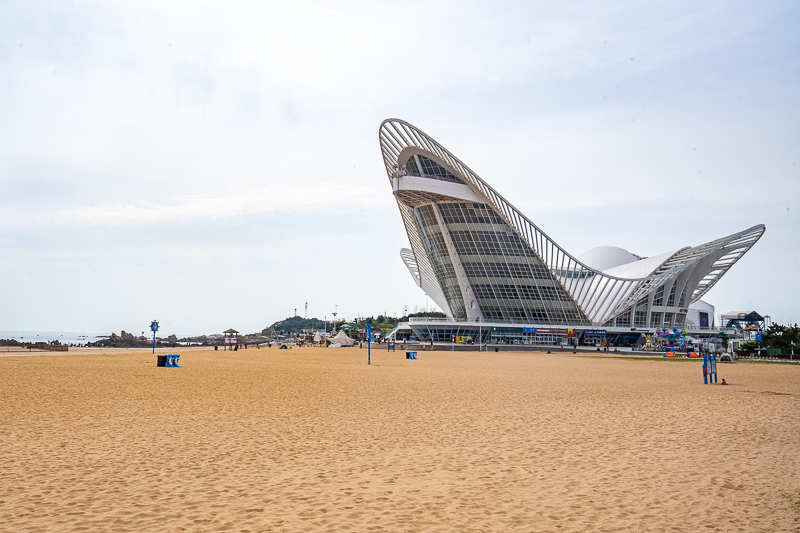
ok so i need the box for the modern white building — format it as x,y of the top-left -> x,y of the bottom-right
379,119 -> 765,345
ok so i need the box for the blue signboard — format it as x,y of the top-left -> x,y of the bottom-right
522,327 -> 537,333
756,332 -> 762,342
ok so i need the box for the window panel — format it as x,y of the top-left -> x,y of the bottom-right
652,285 -> 665,306
650,312 -> 663,327
666,285 -> 677,307
404,155 -> 420,176
416,155 -> 464,184
634,309 -> 648,327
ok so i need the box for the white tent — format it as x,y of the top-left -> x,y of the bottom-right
328,330 -> 355,346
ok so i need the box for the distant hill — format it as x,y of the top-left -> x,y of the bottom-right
267,312 -> 446,336
267,317 -> 327,335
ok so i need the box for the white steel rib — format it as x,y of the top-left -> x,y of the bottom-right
380,119 -> 765,326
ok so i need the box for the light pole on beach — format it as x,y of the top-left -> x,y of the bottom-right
150,320 -> 159,354
367,323 -> 372,365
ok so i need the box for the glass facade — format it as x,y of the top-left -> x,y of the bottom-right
405,155 -> 420,176
649,312 -> 663,327
652,285 -> 665,306
404,154 -> 464,184
416,201 -> 589,325
615,303 -> 689,327
634,298 -> 648,327
462,261 -> 552,279
413,205 -> 467,318
408,324 -> 570,346
666,285 -> 677,307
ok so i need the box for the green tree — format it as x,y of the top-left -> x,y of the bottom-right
762,323 -> 800,350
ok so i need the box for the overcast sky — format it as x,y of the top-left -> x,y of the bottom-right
1,1 -> 798,336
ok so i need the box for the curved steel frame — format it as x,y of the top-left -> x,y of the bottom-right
380,119 -> 765,326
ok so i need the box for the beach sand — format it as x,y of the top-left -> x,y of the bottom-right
1,346 -> 798,532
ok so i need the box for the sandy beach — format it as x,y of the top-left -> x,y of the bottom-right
1,346 -> 798,532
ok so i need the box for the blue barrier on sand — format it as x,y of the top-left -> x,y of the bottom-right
162,354 -> 182,368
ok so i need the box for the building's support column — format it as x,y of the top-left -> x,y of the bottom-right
432,204 -> 482,321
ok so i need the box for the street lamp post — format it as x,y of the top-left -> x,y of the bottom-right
150,320 -> 159,354
367,323 -> 372,365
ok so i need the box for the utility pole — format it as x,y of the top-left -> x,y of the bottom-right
305,301 -> 308,319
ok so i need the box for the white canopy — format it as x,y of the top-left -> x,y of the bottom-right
328,330 -> 355,346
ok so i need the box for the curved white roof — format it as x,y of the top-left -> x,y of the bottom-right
576,246 -> 639,271
602,249 -> 680,279
379,118 -> 766,325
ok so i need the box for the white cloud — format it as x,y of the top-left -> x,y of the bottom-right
0,178 -> 390,229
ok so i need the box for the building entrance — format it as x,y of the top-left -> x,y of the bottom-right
490,331 -> 563,345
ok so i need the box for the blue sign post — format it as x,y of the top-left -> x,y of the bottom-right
367,323 -> 372,365
710,353 -> 717,383
708,353 -> 717,383
150,320 -> 159,354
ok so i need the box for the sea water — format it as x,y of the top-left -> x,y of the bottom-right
0,330 -> 111,345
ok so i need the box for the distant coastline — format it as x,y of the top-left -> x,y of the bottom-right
0,330 -> 110,346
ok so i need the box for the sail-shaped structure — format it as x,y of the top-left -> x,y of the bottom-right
379,119 -> 765,332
